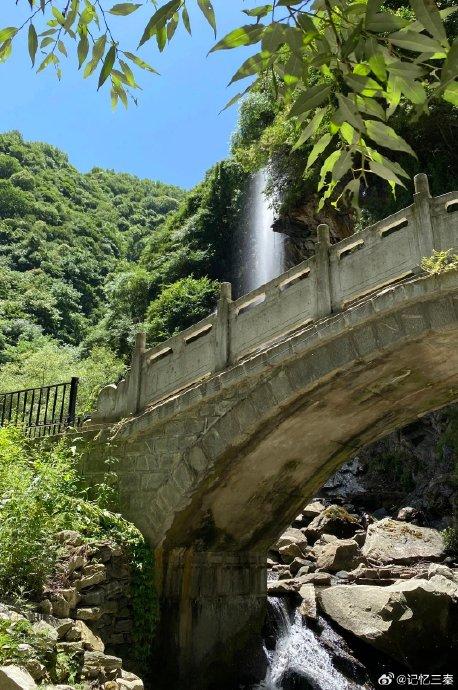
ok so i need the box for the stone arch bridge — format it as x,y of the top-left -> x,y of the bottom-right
83,175 -> 458,688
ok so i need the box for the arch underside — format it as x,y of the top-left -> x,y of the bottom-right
163,289 -> 458,552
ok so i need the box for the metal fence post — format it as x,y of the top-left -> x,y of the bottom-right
68,377 -> 79,426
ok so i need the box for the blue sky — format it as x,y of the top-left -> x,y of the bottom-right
0,1 -> 255,188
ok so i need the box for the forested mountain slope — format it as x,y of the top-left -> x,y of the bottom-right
0,131 -> 184,407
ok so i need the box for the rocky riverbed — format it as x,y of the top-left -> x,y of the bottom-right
259,498 -> 457,689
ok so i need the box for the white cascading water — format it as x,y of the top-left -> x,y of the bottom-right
256,598 -> 358,690
233,169 -> 285,296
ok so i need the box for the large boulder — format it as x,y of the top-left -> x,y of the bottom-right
362,518 -> 445,564
305,506 -> 361,542
315,538 -> 362,573
0,666 -> 37,690
318,577 -> 458,669
275,528 -> 308,551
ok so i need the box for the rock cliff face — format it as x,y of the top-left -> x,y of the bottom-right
319,406 -> 457,529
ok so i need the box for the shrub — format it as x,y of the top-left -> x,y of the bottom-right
145,276 -> 219,345
0,154 -> 21,180
421,249 -> 458,276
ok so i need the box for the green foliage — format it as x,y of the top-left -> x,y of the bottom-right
0,426 -> 157,672
2,1 -> 456,205
0,130 -> 183,361
89,159 -> 245,355
442,526 -> 458,556
0,427 -> 82,597
367,449 -> 416,491
421,248 -> 458,274
0,336 -> 125,414
146,276 -> 219,345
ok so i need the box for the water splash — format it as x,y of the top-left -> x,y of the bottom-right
256,598 -> 357,690
233,169 -> 285,297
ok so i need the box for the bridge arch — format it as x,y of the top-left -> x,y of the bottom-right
83,270 -> 457,689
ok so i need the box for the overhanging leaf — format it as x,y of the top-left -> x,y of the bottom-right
365,119 -> 416,156
409,0 -> 446,42
210,25 -> 264,52
290,84 -> 332,116
109,3 -> 142,15
198,0 -> 217,36
98,44 -> 116,89
28,24 -> 38,66
389,30 -> 444,53
306,132 -> 333,169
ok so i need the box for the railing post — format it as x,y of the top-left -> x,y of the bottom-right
215,282 -> 232,371
68,377 -> 79,427
315,223 -> 333,318
413,173 -> 435,260
127,331 -> 146,416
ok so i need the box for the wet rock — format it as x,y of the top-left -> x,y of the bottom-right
315,538 -> 362,573
278,668 -> 317,689
362,518 -> 445,564
306,506 -> 361,543
299,572 -> 331,586
298,584 -> 316,620
0,666 -> 37,690
267,580 -> 299,596
318,578 -> 458,668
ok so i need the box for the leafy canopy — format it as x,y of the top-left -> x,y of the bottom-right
1,0 -> 457,204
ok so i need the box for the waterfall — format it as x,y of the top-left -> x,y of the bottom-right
255,598 -> 359,690
233,169 -> 286,297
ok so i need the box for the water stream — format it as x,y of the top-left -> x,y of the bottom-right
232,169 -> 285,297
255,598 -> 362,690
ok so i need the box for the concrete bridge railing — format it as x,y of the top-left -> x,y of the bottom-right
93,174 -> 458,423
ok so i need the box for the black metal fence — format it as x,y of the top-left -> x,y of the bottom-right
0,377 -> 80,438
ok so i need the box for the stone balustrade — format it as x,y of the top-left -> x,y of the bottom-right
92,174 -> 458,423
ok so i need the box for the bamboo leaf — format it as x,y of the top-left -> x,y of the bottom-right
389,30 -> 443,53
28,24 -> 38,66
98,44 -> 116,89
306,132 -> 333,169
109,3 -> 142,15
292,108 -> 326,150
138,0 -> 181,47
365,119 -> 416,156
210,25 -> 264,52
409,0 -> 446,42
197,0 -> 217,36
290,84 -> 332,116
